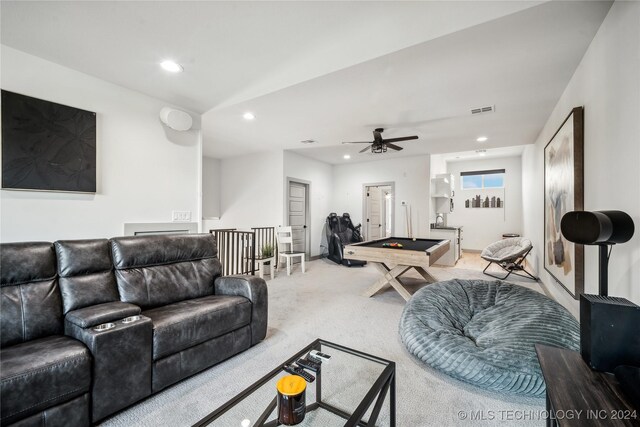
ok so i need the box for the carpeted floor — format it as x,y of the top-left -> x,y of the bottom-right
100,259 -> 546,427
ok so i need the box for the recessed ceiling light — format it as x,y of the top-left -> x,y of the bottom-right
160,60 -> 183,73
343,154 -> 351,159
243,112 -> 255,120
476,149 -> 487,156
476,136 -> 488,142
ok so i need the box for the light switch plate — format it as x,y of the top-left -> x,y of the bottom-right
172,211 -> 192,222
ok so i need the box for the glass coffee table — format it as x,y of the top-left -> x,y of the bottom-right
193,339 -> 396,427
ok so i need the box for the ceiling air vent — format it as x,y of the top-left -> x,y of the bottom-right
300,139 -> 316,144
471,105 -> 495,115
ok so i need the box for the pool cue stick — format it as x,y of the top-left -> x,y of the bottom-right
404,204 -> 411,238
409,206 -> 413,238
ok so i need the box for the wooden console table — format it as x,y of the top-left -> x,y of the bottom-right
535,344 -> 638,427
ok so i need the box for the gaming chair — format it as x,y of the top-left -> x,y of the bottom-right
326,212 -> 366,267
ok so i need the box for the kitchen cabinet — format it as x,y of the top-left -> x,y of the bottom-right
431,174 -> 454,213
429,226 -> 462,266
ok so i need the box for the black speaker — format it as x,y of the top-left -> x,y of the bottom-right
561,210 -> 635,245
561,210 -> 635,296
580,294 -> 640,372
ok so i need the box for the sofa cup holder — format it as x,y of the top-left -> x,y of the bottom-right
121,315 -> 141,324
93,323 -> 116,332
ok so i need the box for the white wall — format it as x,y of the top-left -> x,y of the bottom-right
522,1 -> 640,315
0,46 -> 201,242
430,154 -> 447,177
203,150 -> 332,257
333,155 -> 431,238
447,156 -> 523,250
283,151 -> 332,257
202,156 -> 221,219
206,150 -> 284,231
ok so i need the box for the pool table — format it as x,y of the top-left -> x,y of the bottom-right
344,237 -> 450,301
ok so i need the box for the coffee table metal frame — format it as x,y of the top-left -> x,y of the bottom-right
193,338 -> 396,427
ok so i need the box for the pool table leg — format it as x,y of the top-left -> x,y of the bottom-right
363,263 -> 413,301
414,265 -> 438,284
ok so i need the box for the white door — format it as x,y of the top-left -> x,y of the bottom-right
288,181 -> 307,260
366,186 -> 383,240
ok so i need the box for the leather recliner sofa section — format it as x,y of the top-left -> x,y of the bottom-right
109,234 -> 268,393
0,234 -> 268,426
57,238 -> 153,422
0,242 -> 92,426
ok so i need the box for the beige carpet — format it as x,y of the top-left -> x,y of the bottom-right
100,259 -> 546,427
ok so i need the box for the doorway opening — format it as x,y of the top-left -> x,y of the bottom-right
363,182 -> 394,240
286,178 -> 310,260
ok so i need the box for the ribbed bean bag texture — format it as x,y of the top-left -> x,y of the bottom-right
399,279 -> 579,397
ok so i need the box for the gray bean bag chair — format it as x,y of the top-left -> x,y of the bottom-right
399,279 -> 579,397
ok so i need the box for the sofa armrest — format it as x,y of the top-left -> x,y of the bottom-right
65,310 -> 152,422
66,301 -> 141,328
214,275 -> 268,345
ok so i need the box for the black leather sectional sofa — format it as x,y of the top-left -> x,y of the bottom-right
0,233 -> 268,426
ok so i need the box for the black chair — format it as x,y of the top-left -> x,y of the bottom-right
326,213 -> 366,267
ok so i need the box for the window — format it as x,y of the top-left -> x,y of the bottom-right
461,169 -> 505,189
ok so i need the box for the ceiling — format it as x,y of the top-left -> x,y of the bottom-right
2,1 -> 612,165
1,1 -> 542,113
435,145 -> 526,164
205,0 -> 611,163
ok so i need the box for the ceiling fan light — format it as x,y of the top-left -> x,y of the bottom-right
371,145 -> 387,154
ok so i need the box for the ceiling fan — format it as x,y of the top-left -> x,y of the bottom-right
342,128 -> 418,153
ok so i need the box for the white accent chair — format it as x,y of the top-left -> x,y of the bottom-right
481,237 -> 538,281
276,226 -> 306,276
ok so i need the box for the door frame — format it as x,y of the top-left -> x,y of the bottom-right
362,181 -> 395,240
285,177 -> 311,259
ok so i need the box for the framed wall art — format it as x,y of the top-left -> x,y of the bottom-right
544,106 -> 584,299
1,90 -> 97,193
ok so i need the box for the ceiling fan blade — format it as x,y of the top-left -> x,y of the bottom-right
385,143 -> 404,151
359,145 -> 372,153
383,136 -> 418,143
342,141 -> 373,144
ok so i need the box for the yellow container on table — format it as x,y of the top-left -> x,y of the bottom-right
276,375 -> 306,425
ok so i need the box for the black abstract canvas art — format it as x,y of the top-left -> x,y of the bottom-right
2,90 -> 96,193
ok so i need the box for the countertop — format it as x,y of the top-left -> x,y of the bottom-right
430,224 -> 463,230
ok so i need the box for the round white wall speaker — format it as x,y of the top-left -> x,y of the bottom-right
159,107 -> 193,131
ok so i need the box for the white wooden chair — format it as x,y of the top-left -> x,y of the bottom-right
276,226 -> 305,275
